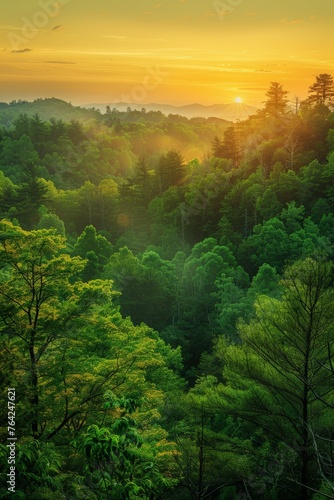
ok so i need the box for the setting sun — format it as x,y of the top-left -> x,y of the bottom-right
1,1 -> 334,106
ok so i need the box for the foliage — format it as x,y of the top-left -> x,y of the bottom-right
76,394 -> 177,499
1,75 -> 334,498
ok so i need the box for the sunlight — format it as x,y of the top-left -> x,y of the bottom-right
235,96 -> 243,103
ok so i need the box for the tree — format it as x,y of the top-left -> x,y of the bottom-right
211,135 -> 224,158
103,247 -> 176,331
0,221 -> 183,497
306,74 -> 334,107
0,223 -> 119,439
221,127 -> 242,167
0,223 -> 75,437
158,149 -> 185,192
133,156 -> 154,207
12,113 -> 30,139
215,258 -> 334,498
67,119 -> 86,145
29,113 -> 49,145
74,224 -> 113,280
263,82 -> 289,116
36,205 -> 66,236
77,394 -> 177,499
17,162 -> 49,228
49,117 -> 67,142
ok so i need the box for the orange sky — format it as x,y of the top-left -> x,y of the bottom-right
0,0 -> 334,107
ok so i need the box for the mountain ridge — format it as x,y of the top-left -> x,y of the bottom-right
83,101 -> 258,121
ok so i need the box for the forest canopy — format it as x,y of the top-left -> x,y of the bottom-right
1,75 -> 334,499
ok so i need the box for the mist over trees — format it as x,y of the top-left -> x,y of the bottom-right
1,75 -> 334,499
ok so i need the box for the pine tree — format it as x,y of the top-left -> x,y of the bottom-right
17,162 -> 48,228
306,73 -> 334,107
263,82 -> 289,116
158,149 -> 185,191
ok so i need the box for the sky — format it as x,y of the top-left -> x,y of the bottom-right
0,0 -> 333,107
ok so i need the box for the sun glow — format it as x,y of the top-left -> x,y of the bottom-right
235,97 -> 243,103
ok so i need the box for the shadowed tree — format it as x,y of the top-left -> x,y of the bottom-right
211,135 -> 225,158
263,82 -> 289,116
306,74 -> 334,107
17,162 -> 48,229
158,149 -> 185,192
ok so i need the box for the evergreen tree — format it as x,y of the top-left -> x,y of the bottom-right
306,73 -> 334,107
158,149 -> 185,191
215,258 -> 334,498
263,82 -> 289,116
17,162 -> 48,228
211,135 -> 224,158
221,126 -> 242,167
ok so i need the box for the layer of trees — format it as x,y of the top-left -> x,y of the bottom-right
0,75 -> 334,498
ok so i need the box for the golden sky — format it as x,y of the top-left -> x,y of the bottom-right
0,0 -> 333,107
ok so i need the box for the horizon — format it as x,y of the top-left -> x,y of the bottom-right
2,96 -> 259,123
1,1 -> 333,107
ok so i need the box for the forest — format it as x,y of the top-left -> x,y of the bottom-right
0,74 -> 334,499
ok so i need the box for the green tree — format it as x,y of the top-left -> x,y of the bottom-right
36,205 -> 66,236
74,225 -> 113,280
29,113 -> 50,155
0,221 -> 183,497
12,113 -> 30,139
215,258 -> 334,498
77,394 -> 177,499
17,162 -> 49,228
158,150 -> 185,192
49,117 -> 67,142
67,119 -> 86,145
0,222 -> 89,438
0,135 -> 39,182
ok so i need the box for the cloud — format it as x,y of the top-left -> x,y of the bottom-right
254,69 -> 273,73
52,25 -> 62,31
280,18 -> 304,25
242,87 -> 268,91
11,48 -> 33,53
44,60 -> 76,64
102,35 -> 168,42
103,35 -> 127,39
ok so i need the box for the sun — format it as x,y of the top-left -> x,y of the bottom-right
235,96 -> 243,103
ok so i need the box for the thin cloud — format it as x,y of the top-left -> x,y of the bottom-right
11,48 -> 33,53
242,87 -> 268,91
0,25 -> 23,31
102,35 -> 167,42
280,18 -> 304,25
103,35 -> 127,40
44,60 -> 76,64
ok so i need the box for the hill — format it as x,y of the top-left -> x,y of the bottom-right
0,98 -> 101,127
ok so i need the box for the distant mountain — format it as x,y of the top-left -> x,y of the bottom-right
83,101 -> 258,121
